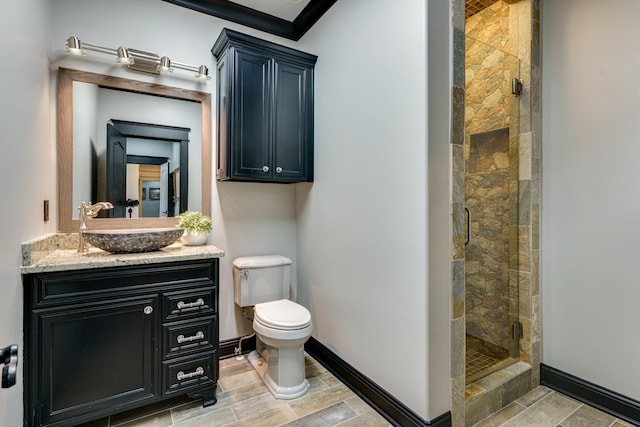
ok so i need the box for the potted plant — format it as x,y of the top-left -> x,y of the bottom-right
178,211 -> 212,246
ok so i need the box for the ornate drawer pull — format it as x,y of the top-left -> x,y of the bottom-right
177,331 -> 205,344
177,298 -> 205,310
177,367 -> 204,381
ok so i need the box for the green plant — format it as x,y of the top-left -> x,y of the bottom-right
178,211 -> 212,234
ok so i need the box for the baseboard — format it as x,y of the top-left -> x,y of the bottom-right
219,335 -> 256,360
305,337 -> 451,427
541,364 -> 640,425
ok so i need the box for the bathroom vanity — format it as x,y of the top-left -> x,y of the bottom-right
21,235 -> 224,426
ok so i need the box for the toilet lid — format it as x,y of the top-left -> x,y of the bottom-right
254,299 -> 312,330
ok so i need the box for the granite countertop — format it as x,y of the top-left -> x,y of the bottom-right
21,233 -> 225,274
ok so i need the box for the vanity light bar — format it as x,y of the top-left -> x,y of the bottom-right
65,36 -> 211,80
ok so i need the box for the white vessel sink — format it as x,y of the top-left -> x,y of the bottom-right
82,228 -> 185,253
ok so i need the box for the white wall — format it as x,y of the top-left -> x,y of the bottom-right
294,0 -> 447,419
0,0 -> 53,424
51,0 -> 300,341
542,0 -> 640,399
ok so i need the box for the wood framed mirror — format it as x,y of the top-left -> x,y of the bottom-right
57,68 -> 211,232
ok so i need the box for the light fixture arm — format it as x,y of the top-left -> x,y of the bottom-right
171,61 -> 198,72
65,36 -> 211,80
81,42 -> 118,56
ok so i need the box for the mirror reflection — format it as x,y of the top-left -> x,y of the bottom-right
72,83 -> 201,219
57,68 -> 212,233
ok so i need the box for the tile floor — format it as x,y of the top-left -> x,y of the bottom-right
81,356 -> 638,427
472,385 -> 636,427
80,354 -> 392,426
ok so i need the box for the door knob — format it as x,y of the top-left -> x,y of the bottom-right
262,166 -> 269,173
0,345 -> 18,388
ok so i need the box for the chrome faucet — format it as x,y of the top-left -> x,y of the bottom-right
78,201 -> 113,252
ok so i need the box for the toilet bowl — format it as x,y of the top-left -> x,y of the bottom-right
233,256 -> 313,400
248,299 -> 312,399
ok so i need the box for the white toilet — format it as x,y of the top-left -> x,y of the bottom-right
233,255 -> 312,399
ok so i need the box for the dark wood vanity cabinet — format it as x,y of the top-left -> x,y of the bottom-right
213,28 -> 317,183
23,259 -> 219,426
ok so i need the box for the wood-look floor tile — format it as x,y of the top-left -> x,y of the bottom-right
232,392 -> 289,420
502,392 -> 581,427
612,421 -> 636,426
344,395 -> 374,415
473,402 -> 526,427
305,361 -> 329,378
288,384 -> 356,418
319,371 -> 342,388
304,375 -> 330,395
559,404 -> 616,427
171,399 -> 233,424
515,385 -> 552,407
172,406 -> 238,426
75,354 -> 639,427
333,409 -> 393,427
279,401 -> 356,426
218,368 -> 261,391
225,405 -> 297,427
219,357 -> 255,378
220,379 -> 270,405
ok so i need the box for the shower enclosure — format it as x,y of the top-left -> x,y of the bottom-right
464,6 -> 520,383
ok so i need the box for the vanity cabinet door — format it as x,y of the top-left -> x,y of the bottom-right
34,296 -> 157,426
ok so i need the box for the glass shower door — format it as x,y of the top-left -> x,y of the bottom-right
464,37 -> 520,383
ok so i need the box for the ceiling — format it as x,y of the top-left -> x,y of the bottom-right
162,0 -> 337,41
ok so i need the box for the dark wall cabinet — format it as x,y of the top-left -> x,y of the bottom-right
23,259 -> 219,426
213,28 -> 318,183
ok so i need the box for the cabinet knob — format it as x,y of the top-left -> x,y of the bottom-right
262,166 -> 269,173
143,306 -> 153,315
275,167 -> 283,174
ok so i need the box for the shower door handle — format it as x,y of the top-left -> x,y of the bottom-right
464,207 -> 471,246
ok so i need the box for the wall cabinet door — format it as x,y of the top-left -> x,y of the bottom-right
232,49 -> 272,180
35,296 -> 157,426
273,59 -> 313,181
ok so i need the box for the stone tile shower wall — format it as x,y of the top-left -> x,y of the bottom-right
465,128 -> 511,350
464,1 -> 516,353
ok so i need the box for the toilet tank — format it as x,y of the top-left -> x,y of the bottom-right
233,255 -> 292,307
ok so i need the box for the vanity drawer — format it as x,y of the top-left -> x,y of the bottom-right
28,261 -> 216,307
163,287 -> 216,321
163,351 -> 217,396
163,316 -> 217,359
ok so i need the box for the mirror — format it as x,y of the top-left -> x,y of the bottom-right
58,68 -> 211,232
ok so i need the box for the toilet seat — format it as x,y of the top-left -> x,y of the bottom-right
254,299 -> 312,330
